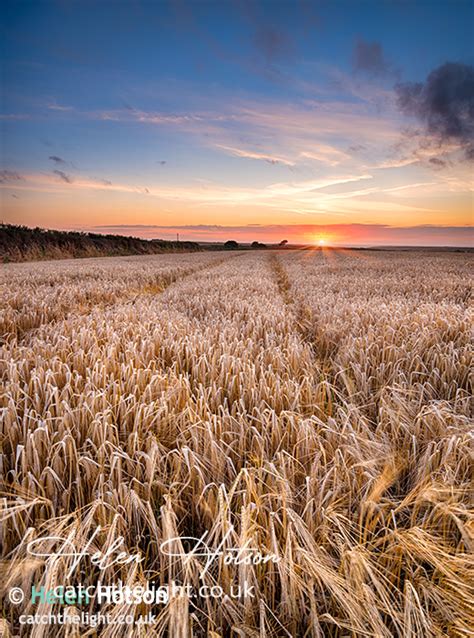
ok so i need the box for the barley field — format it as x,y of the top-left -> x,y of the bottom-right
1,249 -> 472,637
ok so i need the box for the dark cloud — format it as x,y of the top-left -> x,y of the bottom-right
353,39 -> 395,78
49,155 -> 67,165
87,176 -> 112,186
428,157 -> 448,169
254,26 -> 294,66
396,62 -> 474,161
53,170 -> 73,184
348,144 -> 366,153
122,101 -> 135,112
0,170 -> 23,183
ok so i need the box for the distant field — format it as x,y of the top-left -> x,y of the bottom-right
1,249 -> 472,637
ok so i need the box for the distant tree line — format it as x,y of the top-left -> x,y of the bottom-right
0,224 -> 201,262
224,240 -> 268,249
1,224 -> 293,262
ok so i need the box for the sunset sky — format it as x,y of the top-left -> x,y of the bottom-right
1,0 -> 473,245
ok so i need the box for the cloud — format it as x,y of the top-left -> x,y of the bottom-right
396,62 -> 474,161
2,169 -> 373,209
300,145 -> 350,166
0,114 -> 31,121
47,103 -> 74,112
53,170 -> 73,184
352,40 -> 396,78
254,25 -> 294,66
49,155 -> 67,165
122,101 -> 136,112
372,140 -> 460,170
372,156 -> 419,170
429,157 -> 448,169
6,168 -> 463,222
21,93 -> 401,173
114,111 -> 201,125
348,144 -> 366,153
0,170 -> 23,183
215,144 -> 295,166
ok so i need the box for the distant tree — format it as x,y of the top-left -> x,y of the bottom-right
279,239 -> 288,246
251,241 -> 267,249
224,240 -> 239,249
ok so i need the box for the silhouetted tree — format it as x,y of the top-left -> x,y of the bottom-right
279,239 -> 288,246
224,240 -> 239,249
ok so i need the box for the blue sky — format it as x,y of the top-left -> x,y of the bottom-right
1,0 -> 473,245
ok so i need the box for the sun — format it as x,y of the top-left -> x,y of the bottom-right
311,234 -> 334,247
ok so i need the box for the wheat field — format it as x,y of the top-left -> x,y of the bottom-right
1,249 -> 472,637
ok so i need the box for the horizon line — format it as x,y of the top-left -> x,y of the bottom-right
2,222 -> 473,249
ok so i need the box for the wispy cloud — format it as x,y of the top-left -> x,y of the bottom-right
53,169 -> 73,184
215,144 -> 295,166
0,114 -> 32,120
49,155 -> 67,165
372,138 -> 462,170
23,95 -> 402,172
352,39 -> 398,79
12,173 -> 117,191
253,25 -> 295,67
0,170 -> 24,183
47,103 -> 75,112
0,169 -> 374,213
300,145 -> 350,166
5,166 -> 467,224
